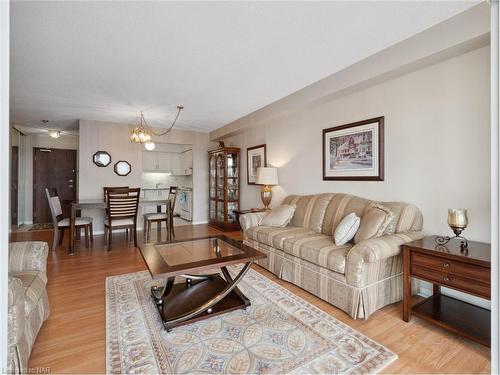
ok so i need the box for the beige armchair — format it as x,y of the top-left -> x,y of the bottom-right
8,241 -> 50,374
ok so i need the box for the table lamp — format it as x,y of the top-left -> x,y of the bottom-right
256,167 -> 279,210
435,208 -> 469,251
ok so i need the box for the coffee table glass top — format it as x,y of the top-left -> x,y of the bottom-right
156,238 -> 244,266
139,235 -> 266,278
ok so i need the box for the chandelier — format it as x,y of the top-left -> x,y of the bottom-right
130,106 -> 184,150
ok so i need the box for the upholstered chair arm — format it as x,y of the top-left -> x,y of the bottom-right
8,241 -> 49,273
8,277 -> 26,347
346,231 -> 424,287
239,212 -> 267,236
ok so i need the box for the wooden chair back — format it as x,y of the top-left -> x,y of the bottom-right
45,188 -> 63,224
103,186 -> 129,201
106,188 -> 140,222
168,186 -> 178,210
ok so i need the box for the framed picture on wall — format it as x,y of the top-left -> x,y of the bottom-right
247,144 -> 266,185
323,117 -> 384,181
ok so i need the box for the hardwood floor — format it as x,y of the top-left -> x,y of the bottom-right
10,225 -> 490,374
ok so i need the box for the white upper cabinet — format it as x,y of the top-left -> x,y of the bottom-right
171,153 -> 183,175
156,152 -> 172,173
143,151 -> 159,171
143,151 -> 172,173
181,149 -> 193,175
143,148 -> 193,175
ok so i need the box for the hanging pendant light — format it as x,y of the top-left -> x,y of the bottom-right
130,106 -> 184,144
144,141 -> 155,151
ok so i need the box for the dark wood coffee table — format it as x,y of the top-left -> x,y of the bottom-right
139,235 -> 266,331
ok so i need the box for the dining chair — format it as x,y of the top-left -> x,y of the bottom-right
45,188 -> 93,251
168,186 -> 178,239
103,186 -> 129,201
143,186 -> 177,242
103,186 -> 130,240
104,187 -> 140,251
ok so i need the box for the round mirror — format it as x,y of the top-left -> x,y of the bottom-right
93,151 -> 111,167
114,160 -> 131,176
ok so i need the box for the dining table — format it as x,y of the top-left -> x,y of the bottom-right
69,198 -> 173,255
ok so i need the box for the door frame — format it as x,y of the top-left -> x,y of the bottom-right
32,146 -> 77,223
10,145 -> 18,225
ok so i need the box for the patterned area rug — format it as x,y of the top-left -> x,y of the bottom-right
106,267 -> 397,374
28,223 -> 54,231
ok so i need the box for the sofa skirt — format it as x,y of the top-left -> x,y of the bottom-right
244,239 -> 404,319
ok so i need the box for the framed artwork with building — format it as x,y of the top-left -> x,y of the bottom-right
247,144 -> 266,185
322,117 -> 384,181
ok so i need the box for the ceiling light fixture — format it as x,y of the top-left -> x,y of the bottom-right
130,106 -> 184,145
48,129 -> 61,139
144,141 -> 155,151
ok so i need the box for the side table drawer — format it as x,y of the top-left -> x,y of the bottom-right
411,252 -> 490,285
411,265 -> 490,299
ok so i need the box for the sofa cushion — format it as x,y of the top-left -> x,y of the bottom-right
260,205 -> 296,227
382,202 -> 423,232
282,194 -> 334,233
9,271 -> 47,318
283,235 -> 352,274
354,203 -> 394,244
322,193 -> 372,236
246,226 -> 316,250
334,213 -> 360,245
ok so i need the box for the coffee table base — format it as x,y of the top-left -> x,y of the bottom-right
151,263 -> 252,331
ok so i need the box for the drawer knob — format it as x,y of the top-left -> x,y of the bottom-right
443,263 -> 450,268
443,277 -> 450,282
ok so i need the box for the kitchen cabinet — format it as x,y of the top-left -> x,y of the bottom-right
143,150 -> 192,175
171,153 -> 183,175
157,152 -> 172,173
181,149 -> 193,175
143,151 -> 159,171
143,151 -> 172,173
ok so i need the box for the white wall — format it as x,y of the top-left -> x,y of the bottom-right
490,1 -> 499,371
0,0 -> 8,367
78,120 -> 211,231
220,46 -> 490,306
19,133 -> 79,224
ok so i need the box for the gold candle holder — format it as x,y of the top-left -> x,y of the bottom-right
435,208 -> 469,251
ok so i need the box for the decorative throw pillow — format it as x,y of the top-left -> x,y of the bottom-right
260,205 -> 296,227
354,203 -> 394,244
334,212 -> 360,246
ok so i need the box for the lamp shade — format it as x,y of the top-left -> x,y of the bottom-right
256,167 -> 279,186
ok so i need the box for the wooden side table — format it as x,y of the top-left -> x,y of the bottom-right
402,236 -> 491,347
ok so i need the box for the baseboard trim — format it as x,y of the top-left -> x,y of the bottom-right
192,221 -> 208,225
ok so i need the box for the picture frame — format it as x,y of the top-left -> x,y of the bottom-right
322,117 -> 384,181
92,150 -> 111,167
114,160 -> 131,177
247,144 -> 267,185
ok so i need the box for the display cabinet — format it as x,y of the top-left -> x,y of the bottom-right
208,145 -> 240,231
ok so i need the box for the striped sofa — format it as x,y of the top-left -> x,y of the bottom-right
8,241 -> 50,374
240,193 -> 423,319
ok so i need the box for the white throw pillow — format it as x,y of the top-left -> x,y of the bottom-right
334,213 -> 361,246
260,205 -> 296,227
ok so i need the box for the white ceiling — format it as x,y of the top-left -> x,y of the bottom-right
11,1 -> 478,133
